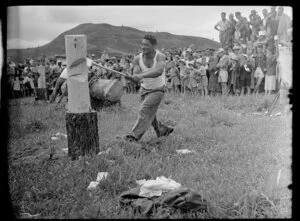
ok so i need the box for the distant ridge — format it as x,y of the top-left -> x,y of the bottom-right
7,23 -> 220,62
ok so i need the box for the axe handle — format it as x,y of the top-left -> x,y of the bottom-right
92,62 -> 128,77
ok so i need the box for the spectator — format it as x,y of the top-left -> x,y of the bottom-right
179,60 -> 190,94
235,12 -> 248,43
188,62 -> 198,95
239,54 -> 253,95
249,10 -> 262,40
264,47 -> 277,96
208,52 -> 219,96
214,12 -> 231,48
216,48 -> 229,95
261,9 -> 269,31
277,6 -> 292,44
253,45 -> 266,94
228,54 -> 240,95
169,61 -> 181,94
228,13 -> 237,48
198,58 -> 209,96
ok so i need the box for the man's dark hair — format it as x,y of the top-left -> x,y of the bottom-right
235,12 -> 241,16
221,12 -> 226,15
143,34 -> 157,45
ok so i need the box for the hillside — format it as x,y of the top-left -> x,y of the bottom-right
7,23 -> 220,62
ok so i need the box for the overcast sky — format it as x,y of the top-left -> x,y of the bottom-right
7,6 -> 292,49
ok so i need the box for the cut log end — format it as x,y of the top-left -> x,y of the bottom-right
66,111 -> 99,160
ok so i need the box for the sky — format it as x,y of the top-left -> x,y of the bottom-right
7,5 -> 293,50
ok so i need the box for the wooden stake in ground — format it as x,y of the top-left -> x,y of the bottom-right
65,35 -> 100,160
36,65 -> 48,100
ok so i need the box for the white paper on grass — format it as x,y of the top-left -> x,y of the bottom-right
96,172 -> 108,182
138,176 -> 181,198
51,137 -> 59,140
87,181 -> 100,190
176,149 -> 195,154
87,172 -> 108,191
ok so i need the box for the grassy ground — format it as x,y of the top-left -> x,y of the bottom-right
7,92 -> 292,218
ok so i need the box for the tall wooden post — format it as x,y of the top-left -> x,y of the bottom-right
65,35 -> 100,160
36,65 -> 48,100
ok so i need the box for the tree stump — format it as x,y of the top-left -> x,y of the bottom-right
35,88 -> 48,100
65,35 -> 99,160
66,111 -> 99,160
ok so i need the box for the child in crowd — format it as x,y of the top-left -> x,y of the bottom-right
264,47 -> 277,95
239,54 -> 253,95
169,61 -> 181,94
253,45 -> 266,94
228,54 -> 240,95
179,60 -> 190,94
199,58 -> 209,96
208,53 -> 219,96
188,62 -> 198,95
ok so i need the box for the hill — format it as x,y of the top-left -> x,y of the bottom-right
7,23 -> 220,62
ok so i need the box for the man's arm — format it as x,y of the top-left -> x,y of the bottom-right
135,53 -> 166,79
50,77 -> 66,103
214,21 -> 220,31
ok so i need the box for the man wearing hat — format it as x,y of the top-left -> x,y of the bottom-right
216,48 -> 230,95
228,54 -> 240,95
249,10 -> 262,40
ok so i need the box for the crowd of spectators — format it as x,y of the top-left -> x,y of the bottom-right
6,6 -> 292,100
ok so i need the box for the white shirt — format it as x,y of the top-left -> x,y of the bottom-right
138,49 -> 165,89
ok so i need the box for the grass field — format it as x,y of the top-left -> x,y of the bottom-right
7,92 -> 292,218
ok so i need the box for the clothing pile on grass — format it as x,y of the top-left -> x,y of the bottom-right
119,176 -> 209,216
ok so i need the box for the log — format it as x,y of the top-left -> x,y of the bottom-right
65,35 -> 99,160
66,112 -> 99,160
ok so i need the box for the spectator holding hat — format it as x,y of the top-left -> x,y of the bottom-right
214,12 -> 231,49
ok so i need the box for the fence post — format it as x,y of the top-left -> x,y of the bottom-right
65,35 -> 99,160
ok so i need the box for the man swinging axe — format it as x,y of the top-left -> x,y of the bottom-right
121,34 -> 174,142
